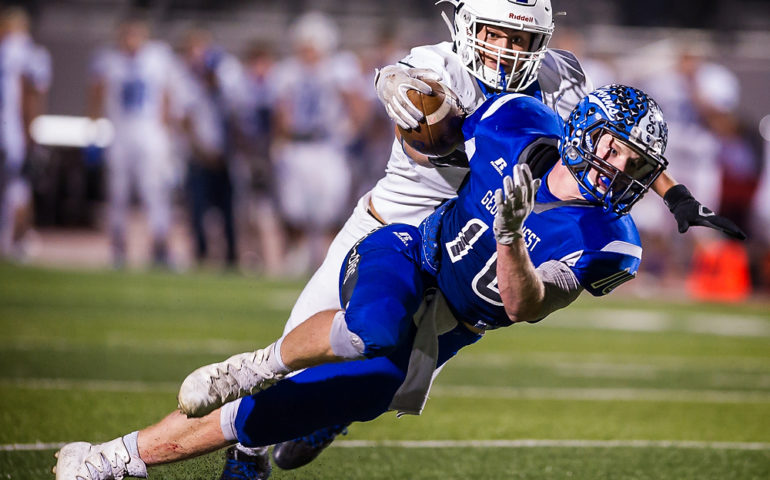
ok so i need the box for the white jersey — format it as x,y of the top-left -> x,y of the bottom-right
94,41 -> 177,247
270,51 -> 364,146
90,41 -> 175,129
0,33 -> 51,165
369,41 -> 592,226
270,51 -> 364,231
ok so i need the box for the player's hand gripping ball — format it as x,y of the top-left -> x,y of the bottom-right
397,78 -> 465,157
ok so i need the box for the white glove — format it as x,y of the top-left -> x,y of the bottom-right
374,65 -> 442,130
493,164 -> 541,245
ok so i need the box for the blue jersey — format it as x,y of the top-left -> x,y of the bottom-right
427,94 -> 642,330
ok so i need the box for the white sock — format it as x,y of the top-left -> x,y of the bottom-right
120,431 -> 148,478
266,338 -> 290,375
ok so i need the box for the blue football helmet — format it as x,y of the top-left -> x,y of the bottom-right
558,84 -> 669,215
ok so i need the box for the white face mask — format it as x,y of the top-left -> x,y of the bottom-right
446,1 -> 554,92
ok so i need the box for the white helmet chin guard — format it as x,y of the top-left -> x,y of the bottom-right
437,0 -> 554,92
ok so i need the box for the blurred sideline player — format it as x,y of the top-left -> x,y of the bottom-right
269,11 -> 369,275
233,41 -> 285,276
175,27 -> 244,268
88,16 -> 176,268
54,84 -> 672,480
0,7 -> 51,258
211,1 -> 745,475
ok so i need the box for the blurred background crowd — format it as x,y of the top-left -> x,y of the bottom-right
1,0 -> 770,301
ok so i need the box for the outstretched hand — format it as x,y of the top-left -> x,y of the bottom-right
663,184 -> 746,240
493,164 -> 541,245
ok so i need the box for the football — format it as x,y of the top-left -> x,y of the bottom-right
397,79 -> 465,157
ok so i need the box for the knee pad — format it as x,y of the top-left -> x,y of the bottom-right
328,310 -> 365,360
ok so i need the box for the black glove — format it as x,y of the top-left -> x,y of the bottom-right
663,184 -> 746,240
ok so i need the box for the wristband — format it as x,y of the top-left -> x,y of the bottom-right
663,184 -> 693,211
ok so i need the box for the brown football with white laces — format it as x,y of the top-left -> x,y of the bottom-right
397,78 -> 465,157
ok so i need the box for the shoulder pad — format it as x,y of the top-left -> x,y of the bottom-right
520,140 -> 559,179
538,49 -> 594,119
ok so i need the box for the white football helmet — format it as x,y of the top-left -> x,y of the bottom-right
290,11 -> 339,55
437,0 -> 554,92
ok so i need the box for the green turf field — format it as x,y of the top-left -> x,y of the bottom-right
1,263 -> 768,479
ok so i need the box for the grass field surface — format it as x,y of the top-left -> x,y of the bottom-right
1,263 -> 768,479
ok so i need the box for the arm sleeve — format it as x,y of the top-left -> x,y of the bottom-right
529,260 -> 583,323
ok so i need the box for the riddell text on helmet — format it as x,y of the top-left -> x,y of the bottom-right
509,14 -> 535,23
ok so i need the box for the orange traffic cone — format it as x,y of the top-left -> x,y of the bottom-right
687,240 -> 751,302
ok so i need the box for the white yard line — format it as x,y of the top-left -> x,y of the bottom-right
3,378 -> 769,404
455,352 -> 770,371
0,337 -> 256,355
544,309 -> 770,337
0,378 -> 178,393
3,439 -> 768,452
430,385 -> 770,403
335,439 -> 770,450
1,442 -> 66,451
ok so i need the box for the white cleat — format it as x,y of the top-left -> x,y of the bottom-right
178,345 -> 285,417
53,439 -> 144,480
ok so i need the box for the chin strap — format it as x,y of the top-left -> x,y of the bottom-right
497,64 -> 508,91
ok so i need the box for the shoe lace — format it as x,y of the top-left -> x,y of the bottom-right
82,451 -> 126,480
210,350 -> 280,403
298,424 -> 349,448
